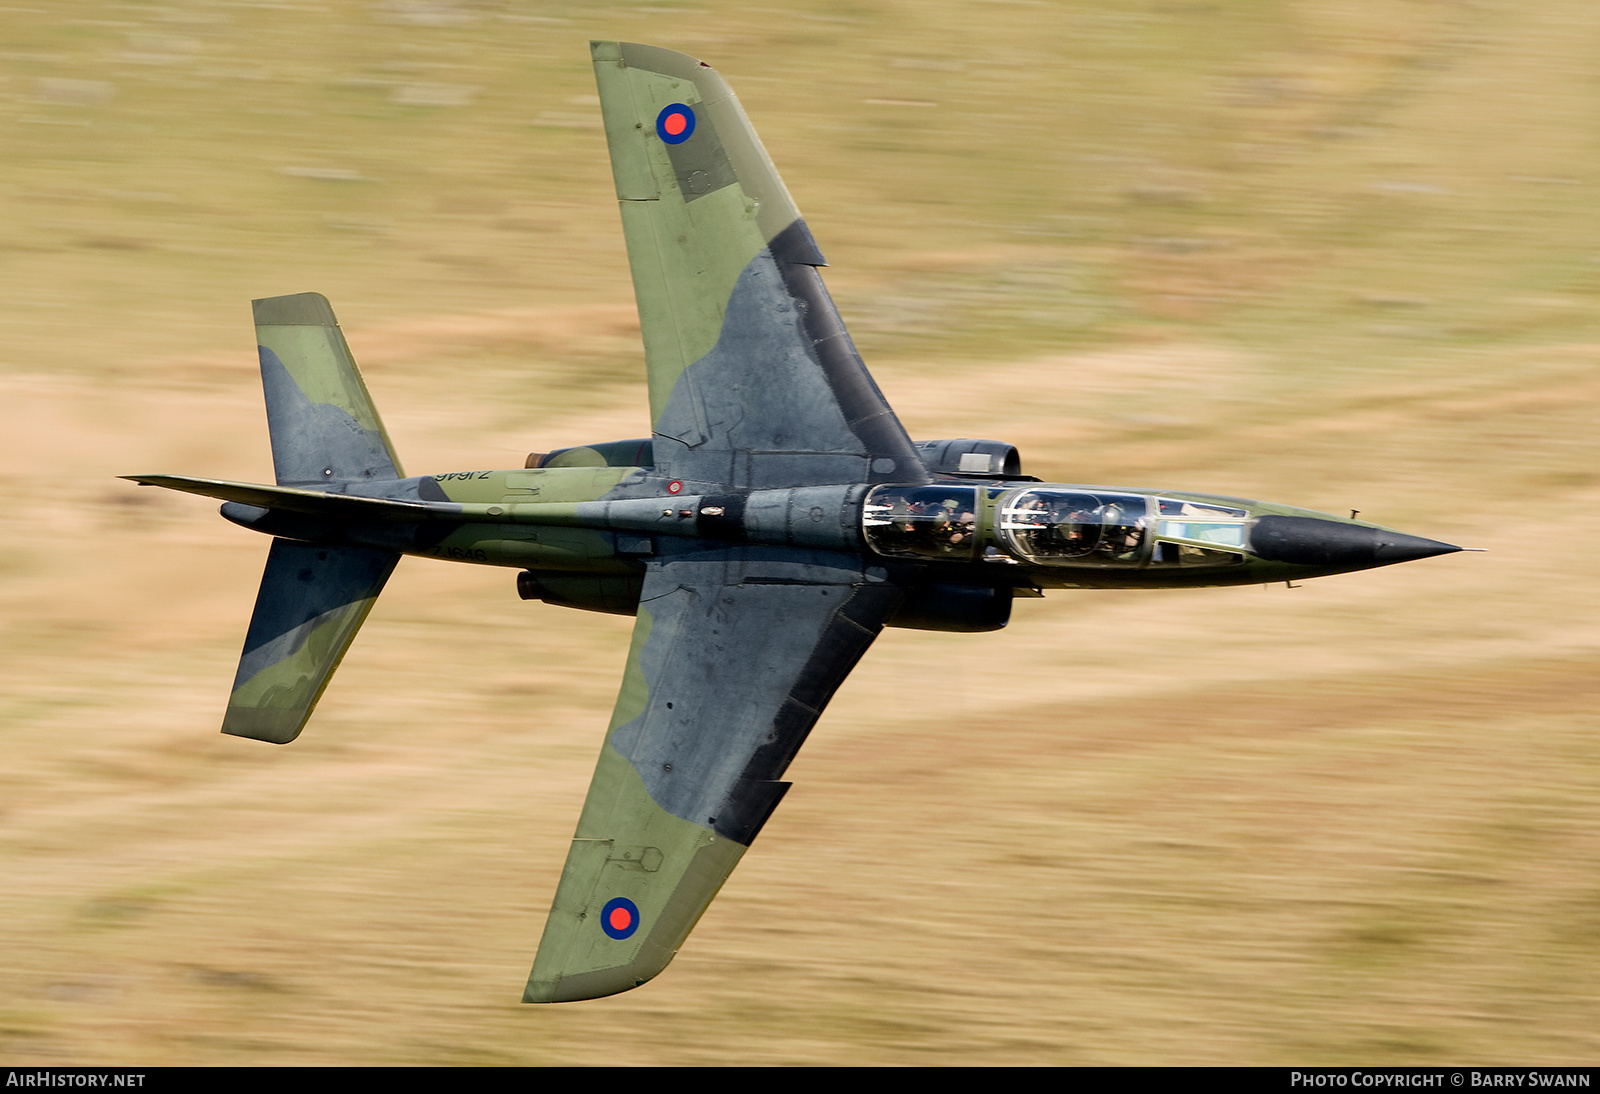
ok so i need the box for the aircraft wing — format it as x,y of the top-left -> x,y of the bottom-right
590,41 -> 928,491
526,43 -> 922,1003
524,546 -> 901,1002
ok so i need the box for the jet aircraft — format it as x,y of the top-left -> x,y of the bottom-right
128,42 -> 1462,1003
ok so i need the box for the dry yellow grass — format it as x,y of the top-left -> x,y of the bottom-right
2,0 -> 1597,1066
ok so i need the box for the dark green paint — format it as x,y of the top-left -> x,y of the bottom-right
127,42 -> 1463,1005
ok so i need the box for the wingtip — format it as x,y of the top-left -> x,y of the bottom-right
251,291 -> 337,328
522,967 -> 652,1004
222,705 -> 307,745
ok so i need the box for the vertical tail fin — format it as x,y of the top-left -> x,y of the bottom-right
253,292 -> 403,486
224,538 -> 399,744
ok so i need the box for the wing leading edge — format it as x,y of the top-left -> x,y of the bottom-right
525,547 -> 901,1002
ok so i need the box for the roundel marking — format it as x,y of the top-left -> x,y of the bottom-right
600,897 -> 640,940
667,480 -> 683,494
655,103 -> 696,145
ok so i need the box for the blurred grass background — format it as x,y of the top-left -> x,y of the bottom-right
1,0 -> 1596,1066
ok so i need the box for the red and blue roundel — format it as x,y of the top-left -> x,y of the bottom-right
600,896 -> 641,940
656,103 -> 696,145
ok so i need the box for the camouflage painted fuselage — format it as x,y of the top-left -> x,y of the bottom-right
205,451 -> 1456,595
128,41 -> 1460,1004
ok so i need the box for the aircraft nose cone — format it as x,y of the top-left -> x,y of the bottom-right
1250,515 -> 1461,571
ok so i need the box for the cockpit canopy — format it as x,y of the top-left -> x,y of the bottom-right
863,484 -> 982,561
998,489 -> 1149,566
864,484 -> 1253,569
997,489 -> 1250,568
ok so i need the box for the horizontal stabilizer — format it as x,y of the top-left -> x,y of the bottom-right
254,292 -> 403,486
224,537 -> 399,744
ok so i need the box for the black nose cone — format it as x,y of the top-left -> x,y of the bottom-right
1251,515 -> 1461,571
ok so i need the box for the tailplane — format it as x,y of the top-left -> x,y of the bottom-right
131,292 -> 406,742
223,539 -> 398,743
222,293 -> 406,740
254,292 -> 403,485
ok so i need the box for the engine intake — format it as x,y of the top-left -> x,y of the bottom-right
913,439 -> 1024,478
